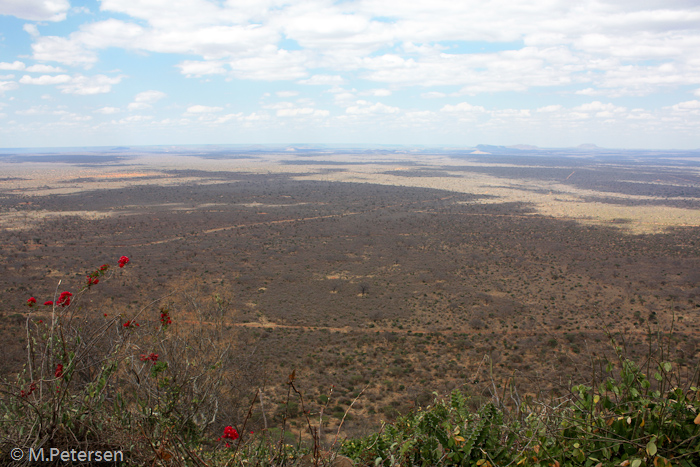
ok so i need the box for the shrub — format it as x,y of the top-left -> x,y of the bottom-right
0,257 -> 243,465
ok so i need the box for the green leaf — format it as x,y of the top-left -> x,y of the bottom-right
646,440 -> 657,456
631,459 -> 642,467
662,362 -> 672,372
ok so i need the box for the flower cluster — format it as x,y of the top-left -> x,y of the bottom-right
123,320 -> 139,328
26,292 -> 69,308
85,263 -> 113,288
160,307 -> 172,327
20,382 -> 37,398
140,353 -> 159,364
57,291 -> 72,307
26,256 -> 128,310
218,426 -> 239,447
55,363 -> 64,378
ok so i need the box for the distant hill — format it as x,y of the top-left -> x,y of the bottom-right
474,144 -> 539,154
577,143 -> 602,150
508,144 -> 539,150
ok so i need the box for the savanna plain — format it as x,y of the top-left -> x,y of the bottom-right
1,146 -> 699,466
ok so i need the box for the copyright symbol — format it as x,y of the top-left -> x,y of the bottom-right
10,448 -> 23,461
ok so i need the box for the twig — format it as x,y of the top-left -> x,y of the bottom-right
226,388 -> 259,467
290,379 -> 320,464
331,385 -> 367,450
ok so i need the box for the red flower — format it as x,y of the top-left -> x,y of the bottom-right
55,364 -> 63,378
38,320 -> 43,324
57,291 -> 72,307
218,426 -> 239,442
123,320 -> 131,327
20,382 -> 37,398
26,297 -> 37,307
100,264 -> 109,271
44,301 -> 53,306
118,256 -> 130,268
160,309 -> 172,326
140,353 -> 159,363
86,275 -> 100,286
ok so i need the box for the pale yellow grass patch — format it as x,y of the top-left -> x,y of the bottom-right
293,166 -> 700,234
0,210 -> 114,231
2,155 -> 699,235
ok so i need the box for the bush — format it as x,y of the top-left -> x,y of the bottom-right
0,257 -> 249,466
2,258 -> 698,466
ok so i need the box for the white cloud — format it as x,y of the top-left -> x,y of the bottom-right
575,88 -> 602,96
18,73 -> 122,94
186,105 -> 224,114
0,0 -> 70,22
207,112 -> 269,124
57,75 -> 123,94
0,81 -> 20,94
113,115 -> 154,124
28,13 -> 278,69
491,108 -> 531,119
15,105 -> 53,116
277,107 -> 329,117
213,113 -> 243,124
670,100 -> 700,111
19,74 -> 71,85
23,24 -> 39,37
128,103 -> 151,111
440,102 -> 487,113
176,60 -> 227,77
134,90 -> 166,103
356,46 -> 584,94
365,88 -> 391,97
537,104 -> 563,113
421,92 -> 446,99
25,64 -> 66,73
298,75 -> 346,85
16,0 -> 700,101
95,107 -> 121,114
31,35 -> 98,66
332,91 -> 357,106
574,101 -> 627,115
228,49 -> 309,81
0,61 -> 26,71
71,6 -> 91,15
5,0 -> 700,148
346,100 -> 400,115
58,112 -> 93,123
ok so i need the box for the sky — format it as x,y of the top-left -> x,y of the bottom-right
1,0 -> 700,149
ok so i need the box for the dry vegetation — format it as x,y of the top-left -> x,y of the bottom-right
1,149 -> 699,456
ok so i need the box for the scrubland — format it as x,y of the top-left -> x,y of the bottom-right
1,149 -> 699,465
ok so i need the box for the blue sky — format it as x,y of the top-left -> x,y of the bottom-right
1,0 -> 700,149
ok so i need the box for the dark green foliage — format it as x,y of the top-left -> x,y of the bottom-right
341,344 -> 700,467
341,390 -> 513,466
